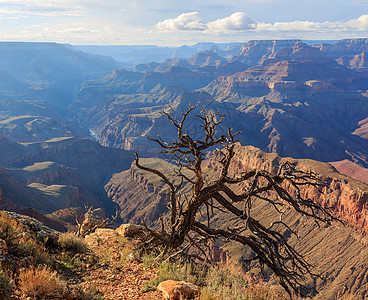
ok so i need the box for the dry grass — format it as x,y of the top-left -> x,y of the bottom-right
58,232 -> 87,253
119,240 -> 135,262
18,266 -> 65,299
200,263 -> 286,300
18,236 -> 51,264
141,252 -> 286,299
141,252 -> 206,293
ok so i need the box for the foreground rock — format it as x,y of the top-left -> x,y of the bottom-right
3,211 -> 59,245
157,280 -> 199,300
116,224 -> 148,239
85,228 -> 120,248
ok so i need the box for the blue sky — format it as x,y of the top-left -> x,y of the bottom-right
0,0 -> 367,45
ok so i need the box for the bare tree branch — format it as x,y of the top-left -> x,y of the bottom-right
133,102 -> 340,295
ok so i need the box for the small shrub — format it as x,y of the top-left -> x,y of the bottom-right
0,271 -> 13,300
58,232 -> 87,253
60,253 -> 82,269
18,266 -> 65,299
119,239 -> 135,262
0,212 -> 24,254
142,255 -> 206,293
98,249 -> 112,264
141,251 -> 156,269
0,212 -> 23,239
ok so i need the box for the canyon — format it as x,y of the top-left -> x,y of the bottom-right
0,136 -> 133,216
70,39 -> 368,168
1,39 -> 368,298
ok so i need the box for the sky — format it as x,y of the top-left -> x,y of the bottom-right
0,0 -> 368,45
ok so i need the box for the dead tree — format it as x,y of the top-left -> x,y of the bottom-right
76,205 -> 120,237
134,103 -> 340,295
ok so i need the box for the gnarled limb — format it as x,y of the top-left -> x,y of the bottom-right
133,103 -> 341,295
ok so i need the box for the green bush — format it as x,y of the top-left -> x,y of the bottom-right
60,253 -> 82,269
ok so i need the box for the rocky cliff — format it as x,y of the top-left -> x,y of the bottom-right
138,67 -> 215,92
136,49 -> 238,73
317,38 -> 368,59
0,136 -> 134,215
222,145 -> 368,235
201,56 -> 368,166
93,91 -> 217,153
70,39 -> 368,168
330,159 -> 368,185
0,167 -> 66,212
231,40 -> 303,65
105,159 -> 171,224
188,50 -> 227,67
336,51 -> 368,71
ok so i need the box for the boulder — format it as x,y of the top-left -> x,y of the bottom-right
3,211 -> 59,245
116,224 -> 147,239
85,228 -> 119,248
157,280 -> 199,300
95,228 -> 119,239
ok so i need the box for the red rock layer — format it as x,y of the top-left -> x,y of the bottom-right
213,145 -> 368,235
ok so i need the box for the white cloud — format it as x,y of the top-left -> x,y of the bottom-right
346,14 -> 368,30
155,12 -> 206,31
257,21 -> 339,32
155,12 -> 368,37
155,11 -> 255,33
207,12 -> 256,31
256,15 -> 368,32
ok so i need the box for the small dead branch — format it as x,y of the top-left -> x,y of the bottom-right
76,205 -> 120,237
